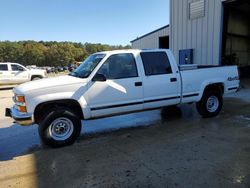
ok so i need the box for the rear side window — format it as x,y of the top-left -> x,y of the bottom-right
97,53 -> 138,79
0,64 -> 8,71
140,52 -> 172,76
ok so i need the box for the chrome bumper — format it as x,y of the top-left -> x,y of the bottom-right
5,107 -> 33,126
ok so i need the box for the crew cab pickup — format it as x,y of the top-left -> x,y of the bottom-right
5,49 -> 240,147
0,62 -> 47,85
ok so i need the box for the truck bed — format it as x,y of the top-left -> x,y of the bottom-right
179,64 -> 222,71
179,65 -> 239,103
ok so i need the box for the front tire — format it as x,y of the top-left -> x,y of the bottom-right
38,109 -> 82,148
196,90 -> 223,118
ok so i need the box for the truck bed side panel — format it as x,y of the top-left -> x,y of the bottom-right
180,66 -> 239,103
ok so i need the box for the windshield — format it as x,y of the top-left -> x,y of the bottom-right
69,54 -> 106,78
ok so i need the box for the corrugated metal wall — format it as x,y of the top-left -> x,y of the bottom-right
170,0 -> 225,65
132,27 -> 169,49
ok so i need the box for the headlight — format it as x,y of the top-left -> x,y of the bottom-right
13,94 -> 27,113
15,95 -> 26,103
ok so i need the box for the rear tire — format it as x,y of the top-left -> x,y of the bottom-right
38,108 -> 81,148
196,90 -> 223,118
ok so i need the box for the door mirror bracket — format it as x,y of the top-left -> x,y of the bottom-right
92,74 -> 107,82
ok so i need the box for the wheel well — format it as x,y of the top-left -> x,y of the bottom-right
31,75 -> 43,80
34,99 -> 84,124
204,83 -> 224,95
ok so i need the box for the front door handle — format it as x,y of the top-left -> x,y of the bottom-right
135,82 -> 142,87
170,77 -> 177,82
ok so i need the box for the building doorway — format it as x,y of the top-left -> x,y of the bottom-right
159,36 -> 169,49
222,0 -> 250,77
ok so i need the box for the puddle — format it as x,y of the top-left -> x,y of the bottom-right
236,115 -> 250,121
81,110 -> 161,135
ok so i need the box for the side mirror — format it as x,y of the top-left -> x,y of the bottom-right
92,73 -> 106,82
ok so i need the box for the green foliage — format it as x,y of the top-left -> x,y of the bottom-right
0,41 -> 131,67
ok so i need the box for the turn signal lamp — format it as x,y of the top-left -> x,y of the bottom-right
17,105 -> 27,113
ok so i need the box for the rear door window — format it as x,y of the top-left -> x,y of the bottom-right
0,64 -> 8,71
140,52 -> 172,76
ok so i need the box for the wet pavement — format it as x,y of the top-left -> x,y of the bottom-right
0,86 -> 250,187
0,110 -> 162,161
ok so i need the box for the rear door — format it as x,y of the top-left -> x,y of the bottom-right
140,51 -> 181,109
86,53 -> 143,118
10,64 -> 29,83
0,63 -> 11,84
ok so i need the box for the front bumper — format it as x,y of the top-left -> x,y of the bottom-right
5,107 -> 33,126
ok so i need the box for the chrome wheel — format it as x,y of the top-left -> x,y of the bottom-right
49,117 -> 74,141
206,96 -> 219,113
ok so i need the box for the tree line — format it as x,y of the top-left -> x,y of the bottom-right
0,41 -> 131,67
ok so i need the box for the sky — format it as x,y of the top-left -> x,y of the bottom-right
0,0 -> 169,45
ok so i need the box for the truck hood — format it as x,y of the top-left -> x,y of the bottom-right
14,75 -> 87,94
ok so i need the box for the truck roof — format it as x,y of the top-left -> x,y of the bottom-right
0,62 -> 20,64
95,49 -> 170,55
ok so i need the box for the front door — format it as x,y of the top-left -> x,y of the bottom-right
10,64 -> 29,83
86,53 -> 143,118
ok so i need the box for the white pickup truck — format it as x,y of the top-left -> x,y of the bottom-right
5,49 -> 240,147
0,62 -> 47,85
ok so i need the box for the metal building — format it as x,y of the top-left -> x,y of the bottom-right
131,25 -> 170,49
170,0 -> 250,76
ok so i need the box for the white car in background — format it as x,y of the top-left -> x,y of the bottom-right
0,62 -> 47,85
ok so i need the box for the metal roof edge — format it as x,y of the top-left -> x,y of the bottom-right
130,25 -> 169,43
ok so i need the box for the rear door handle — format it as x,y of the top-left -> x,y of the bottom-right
170,78 -> 177,82
135,82 -> 142,87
